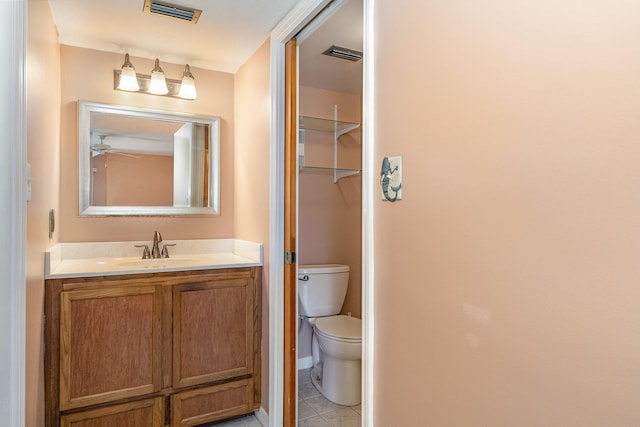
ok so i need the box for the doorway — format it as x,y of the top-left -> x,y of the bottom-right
296,0 -> 364,424
269,0 -> 373,425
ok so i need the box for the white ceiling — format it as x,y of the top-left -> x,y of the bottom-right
48,0 -> 301,73
299,0 -> 363,95
48,0 -> 362,92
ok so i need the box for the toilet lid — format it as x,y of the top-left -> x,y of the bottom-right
298,264 -> 350,275
315,315 -> 361,341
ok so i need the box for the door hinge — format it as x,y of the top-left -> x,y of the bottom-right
285,251 -> 297,265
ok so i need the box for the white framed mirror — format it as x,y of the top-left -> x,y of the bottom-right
78,101 -> 220,216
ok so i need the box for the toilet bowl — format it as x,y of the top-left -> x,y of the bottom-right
310,315 -> 362,406
298,264 -> 362,406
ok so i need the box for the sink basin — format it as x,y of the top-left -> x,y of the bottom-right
118,257 -> 203,269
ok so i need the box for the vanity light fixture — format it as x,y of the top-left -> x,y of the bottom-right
117,53 -> 140,91
178,64 -> 197,99
113,53 -> 198,100
148,58 -> 169,95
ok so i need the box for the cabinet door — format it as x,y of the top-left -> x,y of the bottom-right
173,277 -> 253,389
60,397 -> 164,427
59,285 -> 162,410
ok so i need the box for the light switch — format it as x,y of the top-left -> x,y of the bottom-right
49,209 -> 55,240
380,156 -> 402,202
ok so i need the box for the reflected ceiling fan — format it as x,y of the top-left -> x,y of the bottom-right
91,135 -> 139,158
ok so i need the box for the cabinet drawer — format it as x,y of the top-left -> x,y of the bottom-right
171,379 -> 253,427
60,397 -> 164,427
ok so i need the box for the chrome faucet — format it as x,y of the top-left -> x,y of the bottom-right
134,231 -> 175,259
151,230 -> 162,259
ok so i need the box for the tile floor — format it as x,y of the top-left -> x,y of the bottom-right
207,367 -> 361,427
205,413 -> 264,427
297,368 -> 361,427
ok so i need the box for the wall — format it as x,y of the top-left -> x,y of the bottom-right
25,0 -> 61,426
233,38 -> 272,412
59,46 -> 235,242
92,153 -> 173,206
297,86 -> 362,361
374,1 -> 640,425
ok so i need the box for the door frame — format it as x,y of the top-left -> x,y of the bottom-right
268,0 -> 375,425
1,1 -> 27,426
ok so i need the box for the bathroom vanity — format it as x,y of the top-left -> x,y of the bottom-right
44,240 -> 262,427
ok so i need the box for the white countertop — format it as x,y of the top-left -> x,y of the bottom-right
45,239 -> 263,279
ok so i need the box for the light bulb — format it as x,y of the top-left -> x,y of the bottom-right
117,53 -> 139,91
148,58 -> 168,95
178,64 -> 197,99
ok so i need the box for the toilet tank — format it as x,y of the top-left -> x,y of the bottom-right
298,264 -> 350,317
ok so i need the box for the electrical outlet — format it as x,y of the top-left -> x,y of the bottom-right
380,156 -> 402,202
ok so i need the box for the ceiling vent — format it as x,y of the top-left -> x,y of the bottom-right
143,0 -> 202,24
322,45 -> 363,62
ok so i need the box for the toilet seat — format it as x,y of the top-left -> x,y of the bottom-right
314,315 -> 361,343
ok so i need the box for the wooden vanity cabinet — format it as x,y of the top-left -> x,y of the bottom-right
45,267 -> 262,427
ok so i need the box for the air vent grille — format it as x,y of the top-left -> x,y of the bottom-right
322,45 -> 363,62
143,0 -> 201,24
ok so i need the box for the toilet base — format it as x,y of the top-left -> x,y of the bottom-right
310,355 -> 361,406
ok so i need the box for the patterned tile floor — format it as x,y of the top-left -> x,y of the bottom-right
205,413 -> 264,426
297,368 -> 361,427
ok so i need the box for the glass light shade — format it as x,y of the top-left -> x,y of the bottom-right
179,76 -> 197,99
117,53 -> 139,91
118,67 -> 140,91
148,59 -> 168,95
178,64 -> 197,99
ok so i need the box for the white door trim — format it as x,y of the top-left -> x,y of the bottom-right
361,0 -> 375,424
1,0 -> 27,425
269,0 -> 374,425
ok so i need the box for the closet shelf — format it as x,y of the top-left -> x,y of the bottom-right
299,165 -> 360,181
299,108 -> 361,183
299,116 -> 360,138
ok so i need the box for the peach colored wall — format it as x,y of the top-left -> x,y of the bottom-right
299,86 -> 362,316
92,153 -> 174,206
26,0 -> 61,426
374,1 -> 640,425
297,86 -> 362,360
59,46 -> 235,242
233,39 -> 272,412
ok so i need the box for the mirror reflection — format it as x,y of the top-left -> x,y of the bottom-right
79,101 -> 220,216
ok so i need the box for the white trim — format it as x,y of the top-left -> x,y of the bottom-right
361,0 -> 375,424
255,407 -> 269,426
1,0 -> 27,425
269,0 -> 374,426
269,1 -> 333,426
297,356 -> 313,370
268,35 -> 286,427
295,0 -> 347,45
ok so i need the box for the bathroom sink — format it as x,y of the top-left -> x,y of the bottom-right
118,257 -> 203,269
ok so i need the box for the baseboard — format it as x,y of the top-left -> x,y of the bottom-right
255,407 -> 269,426
297,356 -> 313,370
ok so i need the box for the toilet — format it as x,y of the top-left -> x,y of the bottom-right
298,264 -> 362,406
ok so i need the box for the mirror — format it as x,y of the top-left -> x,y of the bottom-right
78,101 -> 220,216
